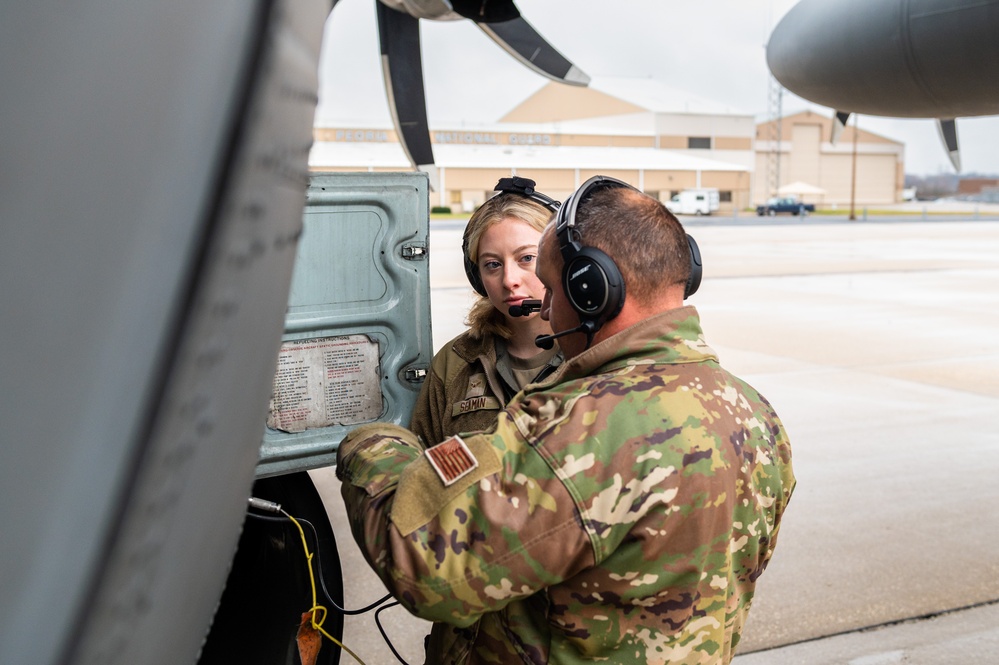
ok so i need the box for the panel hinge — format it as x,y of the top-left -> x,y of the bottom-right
401,243 -> 427,260
404,366 -> 428,382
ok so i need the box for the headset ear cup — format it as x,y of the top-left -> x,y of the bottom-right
463,254 -> 486,297
562,246 -> 625,323
685,234 -> 702,299
462,234 -> 487,297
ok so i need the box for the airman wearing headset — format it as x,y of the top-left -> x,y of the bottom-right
409,177 -> 564,448
338,176 -> 795,665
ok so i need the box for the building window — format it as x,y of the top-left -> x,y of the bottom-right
687,137 -> 711,149
719,191 -> 732,203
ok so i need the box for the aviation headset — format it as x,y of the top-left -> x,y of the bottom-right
462,176 -> 561,297
553,175 -> 703,331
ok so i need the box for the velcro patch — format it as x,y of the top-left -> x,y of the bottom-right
425,436 -> 478,486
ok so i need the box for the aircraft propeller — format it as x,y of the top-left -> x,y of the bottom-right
374,0 -> 590,175
936,118 -> 961,172
830,110 -> 962,173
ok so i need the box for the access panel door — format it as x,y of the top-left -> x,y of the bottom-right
257,171 -> 432,477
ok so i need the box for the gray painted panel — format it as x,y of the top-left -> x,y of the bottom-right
258,172 -> 433,477
0,4 -> 261,663
0,1 -> 331,662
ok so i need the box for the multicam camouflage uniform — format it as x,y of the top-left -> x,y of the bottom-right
337,307 -> 795,664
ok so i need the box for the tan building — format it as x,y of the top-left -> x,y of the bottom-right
310,80 -> 904,212
958,178 -> 999,196
754,111 -> 904,207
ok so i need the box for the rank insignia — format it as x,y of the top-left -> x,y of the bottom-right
465,373 -> 486,398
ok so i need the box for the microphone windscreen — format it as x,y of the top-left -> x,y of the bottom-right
535,334 -> 555,350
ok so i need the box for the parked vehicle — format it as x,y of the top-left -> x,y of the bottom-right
668,188 -> 720,216
757,196 -> 816,216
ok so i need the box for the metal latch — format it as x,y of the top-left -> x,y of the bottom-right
401,243 -> 427,260
404,366 -> 428,382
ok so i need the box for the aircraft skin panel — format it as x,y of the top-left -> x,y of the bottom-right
65,2 -> 331,662
767,0 -> 999,119
0,1 -> 330,663
0,3 -> 263,663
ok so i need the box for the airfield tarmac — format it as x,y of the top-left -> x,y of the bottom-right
311,213 -> 999,664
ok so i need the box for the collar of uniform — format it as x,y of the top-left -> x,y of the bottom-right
450,330 -> 498,366
549,306 -> 717,383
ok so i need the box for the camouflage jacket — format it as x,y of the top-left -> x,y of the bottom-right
409,330 -> 560,448
337,307 -> 795,664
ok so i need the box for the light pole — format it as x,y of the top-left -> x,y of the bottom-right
849,114 -> 859,221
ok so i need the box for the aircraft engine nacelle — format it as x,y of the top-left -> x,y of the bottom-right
767,0 -> 999,119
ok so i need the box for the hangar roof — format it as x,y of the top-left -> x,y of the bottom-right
587,77 -> 752,116
309,141 -> 749,172
499,76 -> 753,123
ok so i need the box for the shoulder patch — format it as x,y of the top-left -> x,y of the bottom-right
391,435 -> 503,536
425,436 -> 478,486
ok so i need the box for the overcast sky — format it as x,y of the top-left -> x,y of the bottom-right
316,0 -> 999,177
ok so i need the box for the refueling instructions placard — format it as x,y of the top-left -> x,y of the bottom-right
266,335 -> 382,433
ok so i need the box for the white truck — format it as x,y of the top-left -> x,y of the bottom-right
667,188 -> 720,216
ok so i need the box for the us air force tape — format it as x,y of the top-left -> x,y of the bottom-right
425,435 -> 478,486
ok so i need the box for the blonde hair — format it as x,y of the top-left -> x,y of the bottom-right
463,194 -> 553,339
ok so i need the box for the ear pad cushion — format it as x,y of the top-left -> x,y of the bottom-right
685,233 -> 702,299
562,246 -> 625,322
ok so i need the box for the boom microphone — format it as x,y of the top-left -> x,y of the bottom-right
508,299 -> 542,317
534,320 -> 597,350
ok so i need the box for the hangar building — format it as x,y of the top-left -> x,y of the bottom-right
309,78 -> 904,213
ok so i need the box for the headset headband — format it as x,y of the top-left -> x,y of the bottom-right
554,176 -> 631,262
494,176 -> 561,212
554,175 -> 702,301
462,177 -> 560,297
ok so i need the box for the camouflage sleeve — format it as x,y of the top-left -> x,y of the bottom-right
755,404 -> 796,564
336,422 -> 422,492
335,423 -> 424,572
337,413 -> 595,626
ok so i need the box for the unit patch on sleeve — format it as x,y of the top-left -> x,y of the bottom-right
425,435 -> 479,486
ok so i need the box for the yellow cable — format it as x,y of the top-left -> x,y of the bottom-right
285,512 -> 368,665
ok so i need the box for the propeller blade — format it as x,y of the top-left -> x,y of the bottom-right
936,118 -> 961,172
376,2 -> 435,169
477,16 -> 590,85
830,110 -> 851,145
449,0 -> 520,22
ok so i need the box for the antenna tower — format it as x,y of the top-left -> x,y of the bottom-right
766,74 -> 783,197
